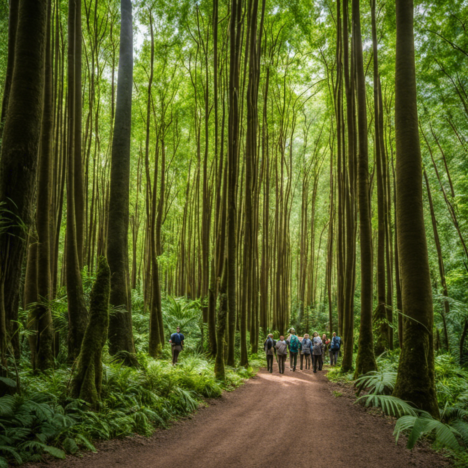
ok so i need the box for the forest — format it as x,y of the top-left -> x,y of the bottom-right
0,0 -> 468,465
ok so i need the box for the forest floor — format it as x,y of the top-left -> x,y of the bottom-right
27,364 -> 451,468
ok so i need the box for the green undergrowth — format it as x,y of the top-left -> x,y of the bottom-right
0,352 -> 263,467
326,350 -> 468,465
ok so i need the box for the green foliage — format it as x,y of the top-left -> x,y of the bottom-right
0,343 -> 258,465
355,370 -> 397,396
341,351 -> 468,458
356,394 -> 418,418
394,413 -> 462,452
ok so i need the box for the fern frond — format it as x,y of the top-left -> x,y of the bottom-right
0,446 -> 23,464
394,414 -> 461,452
42,445 -> 66,459
356,394 -> 417,417
355,370 -> 397,396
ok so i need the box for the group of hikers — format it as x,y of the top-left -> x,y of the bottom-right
264,328 -> 342,374
168,325 -> 342,372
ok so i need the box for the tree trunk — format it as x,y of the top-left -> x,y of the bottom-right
34,0 -> 55,370
353,0 -> 377,377
0,0 -> 48,369
106,0 -> 137,366
0,0 -> 19,138
226,0 -> 242,366
71,256 -> 110,409
424,170 -> 450,352
393,0 -> 439,418
66,0 -> 88,364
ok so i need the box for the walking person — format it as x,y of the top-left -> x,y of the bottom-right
322,334 -> 330,363
264,334 -> 276,373
330,332 -> 342,366
312,331 -> 322,345
169,326 -> 185,365
275,335 -> 288,374
286,328 -> 300,371
300,334 -> 312,370
312,340 -> 323,373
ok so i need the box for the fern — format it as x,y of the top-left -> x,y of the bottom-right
42,445 -> 66,459
394,414 -> 461,452
356,394 -> 418,417
74,434 -> 96,452
0,446 -> 23,465
63,437 -> 79,454
355,370 -> 397,396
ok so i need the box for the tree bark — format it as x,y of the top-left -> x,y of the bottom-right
393,0 -> 439,418
33,0 -> 55,370
71,256 -> 110,409
353,0 -> 377,377
66,0 -> 88,364
0,0 -> 48,369
106,0 -> 137,366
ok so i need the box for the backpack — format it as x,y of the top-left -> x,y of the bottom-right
331,336 -> 341,350
289,335 -> 299,353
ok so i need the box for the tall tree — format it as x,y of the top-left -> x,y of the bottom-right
0,0 -> 48,370
393,0 -> 439,418
66,0 -> 88,363
32,0 -> 55,370
353,0 -> 377,377
107,0 -> 137,366
226,0 -> 242,366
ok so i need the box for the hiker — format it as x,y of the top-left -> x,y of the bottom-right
322,334 -> 330,363
275,335 -> 288,374
312,339 -> 323,373
169,326 -> 185,365
300,333 -> 312,370
330,332 -> 341,366
264,334 -> 276,373
312,332 -> 322,345
287,328 -> 300,371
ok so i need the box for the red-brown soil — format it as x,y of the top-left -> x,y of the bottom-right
27,365 -> 450,468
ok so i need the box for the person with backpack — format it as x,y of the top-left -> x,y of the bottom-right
169,326 -> 185,365
264,334 -> 276,373
312,340 -> 323,373
322,334 -> 330,363
286,328 -> 300,371
300,333 -> 312,370
330,332 -> 341,366
312,331 -> 322,345
275,335 -> 288,374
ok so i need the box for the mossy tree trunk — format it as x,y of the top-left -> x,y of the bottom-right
107,0 -> 137,366
0,0 -> 48,371
34,0 -> 55,371
0,0 -> 19,139
215,273 -> 228,380
371,0 -> 390,355
66,0 -> 88,364
341,0 -> 357,374
393,0 -> 439,418
71,256 -> 110,409
353,0 -> 377,377
226,0 -> 242,367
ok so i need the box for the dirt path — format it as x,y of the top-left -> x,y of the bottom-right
36,365 -> 450,468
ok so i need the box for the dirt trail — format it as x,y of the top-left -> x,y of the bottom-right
37,365 -> 449,468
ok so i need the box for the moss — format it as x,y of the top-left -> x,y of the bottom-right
214,290 -> 228,380
71,256 -> 110,408
393,320 -> 439,418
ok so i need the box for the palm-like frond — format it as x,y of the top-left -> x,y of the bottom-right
355,370 -> 397,396
394,414 -> 461,452
356,394 -> 417,417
